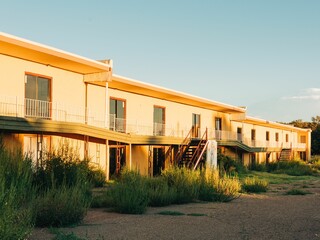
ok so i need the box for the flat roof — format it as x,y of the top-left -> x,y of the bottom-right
239,116 -> 311,132
110,74 -> 246,114
0,32 -> 111,74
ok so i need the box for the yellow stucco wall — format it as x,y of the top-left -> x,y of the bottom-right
0,54 -> 85,109
131,145 -> 149,176
108,88 -> 231,137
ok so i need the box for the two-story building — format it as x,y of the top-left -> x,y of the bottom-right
0,32 -> 311,179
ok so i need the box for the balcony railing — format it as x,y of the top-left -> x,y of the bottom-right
211,130 -> 306,150
0,95 -> 307,150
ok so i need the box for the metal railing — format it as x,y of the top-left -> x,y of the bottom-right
211,130 -> 306,150
0,95 -> 308,150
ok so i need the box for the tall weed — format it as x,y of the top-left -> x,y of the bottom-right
161,167 -> 200,204
267,160 -> 314,176
108,169 -> 149,214
242,177 -> 268,193
34,181 -> 91,227
147,177 -> 177,207
0,144 -> 35,239
199,169 -> 241,202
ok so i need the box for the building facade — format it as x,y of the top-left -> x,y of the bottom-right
0,33 -> 311,179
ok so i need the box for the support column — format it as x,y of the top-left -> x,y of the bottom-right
105,82 -> 109,129
106,139 -> 110,181
129,143 -> 132,170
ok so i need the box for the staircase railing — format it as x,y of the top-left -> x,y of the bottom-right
193,141 -> 209,170
188,128 -> 208,169
164,145 -> 174,166
175,128 -> 193,165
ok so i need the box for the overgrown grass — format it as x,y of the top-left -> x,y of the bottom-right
108,169 -> 149,214
0,144 -> 35,240
146,177 -> 177,207
93,167 -> 242,214
161,167 -> 200,204
218,152 -> 247,174
34,182 -> 91,227
199,170 -> 241,202
242,177 -> 268,193
309,155 -> 320,172
251,160 -> 316,176
240,171 -> 319,184
33,143 -> 96,227
0,140 -> 107,237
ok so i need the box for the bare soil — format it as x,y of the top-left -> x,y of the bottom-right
30,179 -> 320,240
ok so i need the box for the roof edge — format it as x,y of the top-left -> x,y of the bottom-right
112,73 -> 246,113
0,32 -> 111,72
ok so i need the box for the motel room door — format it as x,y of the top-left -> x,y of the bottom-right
153,147 -> 165,176
192,113 -> 201,138
109,146 -> 126,178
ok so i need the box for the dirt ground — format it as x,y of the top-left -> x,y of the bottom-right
30,179 -> 320,240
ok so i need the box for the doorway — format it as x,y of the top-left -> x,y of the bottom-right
153,147 -> 165,176
192,113 -> 201,138
109,146 -> 126,178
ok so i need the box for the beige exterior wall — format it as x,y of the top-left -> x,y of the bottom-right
0,35 -> 312,180
87,84 -> 106,126
109,88 -> 231,137
231,121 -> 306,149
0,54 -> 85,108
131,145 -> 149,175
0,54 -> 107,169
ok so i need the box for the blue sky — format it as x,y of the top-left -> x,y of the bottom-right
1,0 -> 320,122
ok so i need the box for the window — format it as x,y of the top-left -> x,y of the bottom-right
25,73 -> 51,118
215,118 -> 222,131
153,106 -> 165,136
251,129 -> 256,141
237,127 -> 242,141
110,98 -> 126,132
266,131 -> 270,141
286,134 -> 289,142
275,132 -> 279,142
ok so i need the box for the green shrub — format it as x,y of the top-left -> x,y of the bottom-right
267,160 -> 314,176
242,177 -> 268,193
0,144 -> 35,240
147,177 -> 177,207
34,181 -> 91,227
250,163 -> 267,172
308,156 -> 320,173
108,169 -> 149,214
161,167 -> 200,204
91,189 -> 114,208
285,189 -> 311,195
218,152 -> 247,174
199,169 -> 241,202
32,143 -> 93,227
33,143 -> 106,190
86,167 -> 106,187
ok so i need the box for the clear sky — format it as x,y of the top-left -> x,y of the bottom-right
1,0 -> 320,123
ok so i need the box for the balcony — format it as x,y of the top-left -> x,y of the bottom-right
211,130 -> 306,150
0,95 -> 308,151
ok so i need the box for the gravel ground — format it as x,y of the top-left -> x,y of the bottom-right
30,179 -> 320,240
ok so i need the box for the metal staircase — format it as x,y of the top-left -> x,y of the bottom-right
176,128 -> 208,169
278,148 -> 292,161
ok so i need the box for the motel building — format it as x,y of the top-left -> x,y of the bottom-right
0,32 -> 311,180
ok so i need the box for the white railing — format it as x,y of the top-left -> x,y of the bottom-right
153,122 -> 165,136
210,130 -> 306,149
0,95 -> 308,150
25,98 -> 51,118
